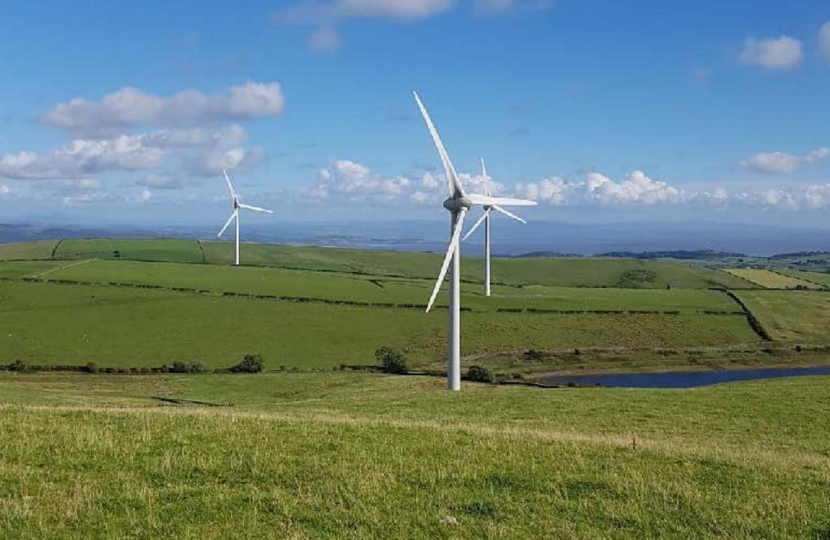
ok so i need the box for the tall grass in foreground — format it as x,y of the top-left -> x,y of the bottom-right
0,373 -> 828,539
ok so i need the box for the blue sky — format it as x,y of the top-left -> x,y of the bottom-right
1,0 -> 829,228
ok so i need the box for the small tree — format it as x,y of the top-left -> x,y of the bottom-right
375,347 -> 409,374
170,360 -> 208,374
467,365 -> 494,383
229,354 -> 264,373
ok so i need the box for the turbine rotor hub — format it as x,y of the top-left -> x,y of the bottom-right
443,196 -> 473,213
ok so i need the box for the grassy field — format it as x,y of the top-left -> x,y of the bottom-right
0,238 -> 754,289
725,269 -> 822,289
0,258 -> 742,314
778,269 -> 830,288
0,280 -> 759,369
735,290 -> 830,342
0,372 -> 828,539
0,239 -> 59,260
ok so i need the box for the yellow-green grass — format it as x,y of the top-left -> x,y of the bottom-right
0,281 -> 759,369
0,260 -> 67,279
202,241 -> 755,289
725,269 -> 822,289
0,372 -> 828,539
6,237 -> 753,289
54,238 -> 205,263
735,290 -> 830,342
13,258 -> 742,314
778,269 -> 830,288
0,239 -> 59,260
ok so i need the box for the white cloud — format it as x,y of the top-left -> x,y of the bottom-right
309,26 -> 341,51
740,36 -> 803,70
140,188 -> 153,202
0,135 -> 164,180
274,0 -> 455,50
0,185 -> 11,197
273,0 -> 455,24
188,147 -> 265,177
40,82 -> 284,136
312,159 -> 413,200
473,0 -> 555,15
819,23 -> 830,64
741,147 -> 829,174
516,170 -> 687,206
137,174 -> 184,190
142,125 -> 247,149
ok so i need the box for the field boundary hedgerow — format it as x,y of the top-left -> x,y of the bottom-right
715,288 -> 773,341
1,275 -> 743,318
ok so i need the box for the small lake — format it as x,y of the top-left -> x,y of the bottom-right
539,366 -> 830,389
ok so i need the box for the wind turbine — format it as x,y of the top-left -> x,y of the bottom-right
414,91 -> 537,391
463,159 -> 530,297
217,169 -> 273,266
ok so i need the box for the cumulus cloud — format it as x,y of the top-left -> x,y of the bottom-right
0,136 -> 164,180
741,147 -> 829,174
819,23 -> 830,63
312,159 -> 413,200
40,82 -> 284,136
515,170 -> 687,206
740,36 -> 803,70
273,0 -> 455,50
187,147 -> 265,177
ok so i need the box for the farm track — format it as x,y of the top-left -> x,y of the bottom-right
28,258 -> 95,279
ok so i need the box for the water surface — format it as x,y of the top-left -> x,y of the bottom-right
539,366 -> 830,388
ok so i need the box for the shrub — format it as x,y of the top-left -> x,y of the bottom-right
375,347 -> 409,374
8,359 -> 31,372
229,354 -> 264,373
84,362 -> 99,373
170,360 -> 208,374
467,365 -> 495,383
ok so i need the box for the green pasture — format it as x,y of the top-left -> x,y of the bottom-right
1,237 -> 754,289
735,290 -> 830,342
6,258 -> 744,314
725,268 -> 822,290
0,372 -> 828,539
778,269 -> 830,288
0,281 -> 758,369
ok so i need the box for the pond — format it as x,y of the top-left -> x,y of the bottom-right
538,366 -> 830,389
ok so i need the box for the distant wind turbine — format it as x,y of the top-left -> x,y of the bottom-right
463,158 -> 530,296
217,169 -> 273,266
413,91 -> 537,391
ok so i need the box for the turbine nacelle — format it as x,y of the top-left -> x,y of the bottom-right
443,196 -> 474,213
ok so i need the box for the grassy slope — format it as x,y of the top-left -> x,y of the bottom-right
0,372 -> 828,539
0,240 -> 59,260
0,281 -> 759,368
54,238 -> 205,263
0,237 -> 753,289
778,269 -> 830,288
726,269 -> 821,290
735,290 -> 830,342
9,259 -> 741,314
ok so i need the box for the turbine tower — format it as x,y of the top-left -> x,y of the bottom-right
463,159 -> 530,296
217,169 -> 273,266
414,91 -> 536,391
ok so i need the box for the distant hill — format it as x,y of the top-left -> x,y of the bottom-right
596,250 -> 746,260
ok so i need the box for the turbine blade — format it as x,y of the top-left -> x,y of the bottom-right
462,209 -> 490,242
467,193 -> 537,207
413,91 -> 465,198
492,205 -> 527,224
426,209 -> 467,313
481,158 -> 491,196
222,169 -> 237,199
217,210 -> 237,237
238,203 -> 274,214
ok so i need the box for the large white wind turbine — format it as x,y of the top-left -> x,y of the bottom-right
414,91 -> 537,391
217,169 -> 273,266
463,159 -> 531,296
